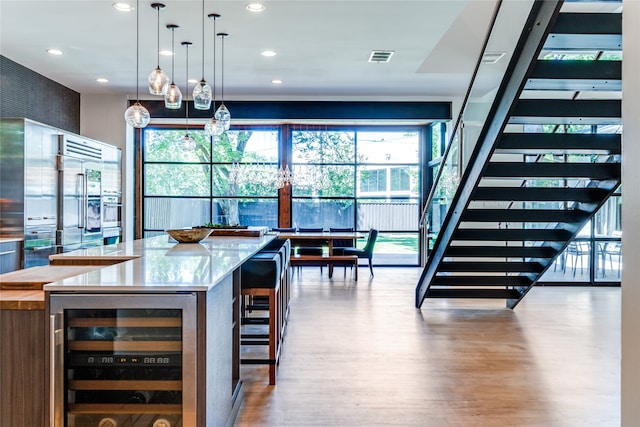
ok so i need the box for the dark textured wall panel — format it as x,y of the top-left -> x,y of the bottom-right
0,55 -> 80,133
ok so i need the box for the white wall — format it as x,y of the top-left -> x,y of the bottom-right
80,94 -> 134,241
621,1 -> 639,425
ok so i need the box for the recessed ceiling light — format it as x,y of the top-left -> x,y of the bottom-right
112,3 -> 133,12
261,50 -> 277,57
47,49 -> 63,56
246,3 -> 266,12
159,50 -> 173,56
96,78 -> 109,83
271,79 -> 283,84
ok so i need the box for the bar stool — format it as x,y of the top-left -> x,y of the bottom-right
240,240 -> 291,385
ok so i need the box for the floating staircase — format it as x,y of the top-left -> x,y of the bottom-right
416,0 -> 621,309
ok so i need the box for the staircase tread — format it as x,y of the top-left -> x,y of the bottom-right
426,289 -> 523,299
496,133 -> 621,155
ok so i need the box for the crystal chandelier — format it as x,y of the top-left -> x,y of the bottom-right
275,165 -> 294,189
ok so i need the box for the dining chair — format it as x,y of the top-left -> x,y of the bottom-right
271,227 -> 295,232
343,228 -> 378,277
604,241 -> 621,277
566,241 -> 590,277
329,227 -> 354,256
292,228 -> 325,273
296,228 -> 325,255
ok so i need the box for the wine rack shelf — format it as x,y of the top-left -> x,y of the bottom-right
68,340 -> 182,352
69,380 -> 182,391
68,403 -> 182,415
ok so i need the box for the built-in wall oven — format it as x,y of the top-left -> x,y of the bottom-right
102,195 -> 121,230
102,194 -> 122,244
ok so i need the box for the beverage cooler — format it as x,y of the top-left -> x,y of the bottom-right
48,293 -> 197,427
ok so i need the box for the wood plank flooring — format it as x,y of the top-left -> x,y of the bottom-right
236,267 -> 620,427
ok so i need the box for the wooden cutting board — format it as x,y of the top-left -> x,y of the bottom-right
0,265 -> 102,290
209,227 -> 266,237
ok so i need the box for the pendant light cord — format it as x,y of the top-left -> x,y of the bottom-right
201,0 -> 205,80
135,0 -> 140,101
221,36 -> 224,103
185,44 -> 190,129
219,34 -> 225,103
212,16 -> 217,109
170,27 -> 175,84
156,6 -> 161,67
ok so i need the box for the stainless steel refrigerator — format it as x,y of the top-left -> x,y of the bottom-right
1,119 -> 122,270
57,134 -> 105,252
0,118 -> 59,268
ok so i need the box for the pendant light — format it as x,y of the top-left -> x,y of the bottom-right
214,32 -> 231,131
124,0 -> 150,128
147,3 -> 169,95
192,0 -> 212,110
205,13 -> 224,137
164,24 -> 182,109
181,41 -> 196,152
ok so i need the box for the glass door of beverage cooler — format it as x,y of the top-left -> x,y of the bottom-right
49,293 -> 197,427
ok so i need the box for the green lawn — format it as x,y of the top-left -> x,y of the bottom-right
361,233 -> 418,254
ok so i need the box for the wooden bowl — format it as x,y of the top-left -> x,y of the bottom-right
166,228 -> 212,243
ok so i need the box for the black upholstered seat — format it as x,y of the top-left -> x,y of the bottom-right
329,227 -> 354,255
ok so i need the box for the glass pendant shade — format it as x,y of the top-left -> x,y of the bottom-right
148,67 -> 169,95
164,83 -> 182,109
148,3 -> 167,95
215,32 -> 231,130
214,103 -> 231,130
124,102 -> 151,128
193,80 -> 212,110
181,133 -> 196,151
164,24 -> 181,109
124,0 -> 150,128
204,118 -> 225,137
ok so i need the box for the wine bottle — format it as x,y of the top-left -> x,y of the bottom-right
98,417 -> 118,427
152,419 -> 172,427
129,390 -> 153,404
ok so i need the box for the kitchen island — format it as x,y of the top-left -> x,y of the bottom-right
43,233 -> 275,427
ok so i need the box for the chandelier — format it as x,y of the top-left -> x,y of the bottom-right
227,163 -> 294,189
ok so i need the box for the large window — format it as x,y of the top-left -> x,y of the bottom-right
142,127 -> 280,236
140,123 -> 435,266
291,128 -> 422,265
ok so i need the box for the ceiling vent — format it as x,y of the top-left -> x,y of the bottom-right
368,50 -> 394,63
481,52 -> 506,64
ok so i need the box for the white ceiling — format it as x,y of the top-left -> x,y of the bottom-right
0,0 -> 500,102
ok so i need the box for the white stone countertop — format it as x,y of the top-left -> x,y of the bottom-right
44,234 -> 276,292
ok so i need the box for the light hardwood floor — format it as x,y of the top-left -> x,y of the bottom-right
236,267 -> 620,427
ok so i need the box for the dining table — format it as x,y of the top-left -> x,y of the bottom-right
274,230 -> 365,278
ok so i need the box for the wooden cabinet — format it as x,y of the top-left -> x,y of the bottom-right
0,296 -> 46,427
